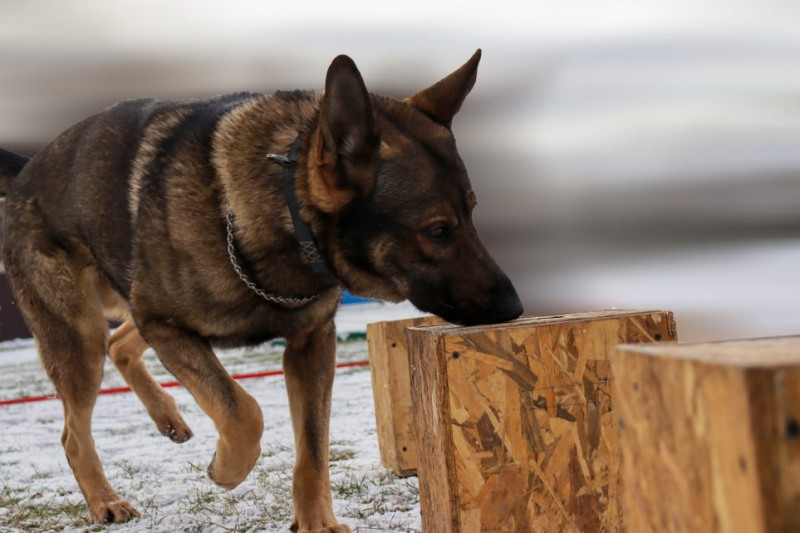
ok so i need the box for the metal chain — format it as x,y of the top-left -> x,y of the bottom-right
225,207 -> 319,306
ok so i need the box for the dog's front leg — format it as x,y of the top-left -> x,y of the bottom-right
284,320 -> 350,533
138,321 -> 264,488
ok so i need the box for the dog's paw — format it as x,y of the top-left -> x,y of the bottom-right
159,417 -> 193,443
89,498 -> 140,524
149,404 -> 193,443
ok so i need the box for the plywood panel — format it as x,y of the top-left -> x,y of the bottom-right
367,315 -> 442,475
409,310 -> 677,533
614,337 -> 800,533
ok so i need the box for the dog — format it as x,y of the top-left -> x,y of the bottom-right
0,50 -> 522,531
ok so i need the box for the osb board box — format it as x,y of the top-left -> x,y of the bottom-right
367,316 -> 443,476
407,310 -> 677,533
613,337 -> 800,533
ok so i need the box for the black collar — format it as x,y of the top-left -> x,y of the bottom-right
266,137 -> 331,275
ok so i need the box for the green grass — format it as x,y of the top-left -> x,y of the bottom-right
329,448 -> 357,462
0,484 -> 98,532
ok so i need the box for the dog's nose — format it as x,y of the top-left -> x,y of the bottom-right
495,292 -> 524,323
487,279 -> 524,324
448,275 -> 523,326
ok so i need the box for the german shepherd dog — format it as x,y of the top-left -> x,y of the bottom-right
0,50 -> 522,531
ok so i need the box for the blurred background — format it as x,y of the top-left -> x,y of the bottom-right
0,0 -> 798,342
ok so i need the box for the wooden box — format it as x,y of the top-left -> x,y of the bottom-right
367,315 -> 443,476
407,310 -> 677,533
613,337 -> 800,533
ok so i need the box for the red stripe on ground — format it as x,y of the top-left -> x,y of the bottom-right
0,360 -> 369,407
0,393 -> 59,406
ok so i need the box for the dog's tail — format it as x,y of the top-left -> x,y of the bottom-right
0,148 -> 30,197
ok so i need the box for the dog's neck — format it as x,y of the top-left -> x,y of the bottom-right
223,131 -> 336,305
213,93 -> 338,303
214,93 -> 404,305
266,135 -> 329,276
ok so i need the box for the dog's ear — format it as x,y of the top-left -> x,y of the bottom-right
404,49 -> 481,128
310,55 -> 378,213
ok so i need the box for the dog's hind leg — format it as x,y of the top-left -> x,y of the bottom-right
284,320 -> 350,533
4,242 -> 139,523
49,318 -> 139,524
108,319 -> 193,443
136,319 -> 264,489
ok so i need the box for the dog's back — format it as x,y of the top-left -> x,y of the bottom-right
3,93 -> 265,297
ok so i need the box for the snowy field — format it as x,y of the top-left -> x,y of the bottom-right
0,302 -> 426,533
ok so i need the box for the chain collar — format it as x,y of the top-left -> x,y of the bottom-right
224,135 -> 332,306
225,207 -> 320,305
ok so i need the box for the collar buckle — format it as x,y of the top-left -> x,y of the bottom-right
265,153 -> 294,167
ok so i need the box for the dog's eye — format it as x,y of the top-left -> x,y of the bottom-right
425,223 -> 451,243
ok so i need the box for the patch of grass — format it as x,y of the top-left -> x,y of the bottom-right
332,472 -> 371,500
0,485 -> 96,532
165,466 -> 295,532
249,467 -> 294,525
335,469 -> 420,522
28,466 -> 51,482
182,460 -> 208,475
111,460 -> 152,493
181,487 -> 217,515
329,448 -> 357,462
0,484 -> 24,507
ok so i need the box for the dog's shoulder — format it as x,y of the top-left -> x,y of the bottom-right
212,90 -> 320,188
213,89 -> 319,141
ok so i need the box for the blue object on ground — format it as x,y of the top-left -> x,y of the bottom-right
341,291 -> 372,305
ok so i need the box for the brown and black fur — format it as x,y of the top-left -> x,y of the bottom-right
0,50 -> 522,531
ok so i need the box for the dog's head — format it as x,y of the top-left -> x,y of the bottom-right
307,50 -> 523,326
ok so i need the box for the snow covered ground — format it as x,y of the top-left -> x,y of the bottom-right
0,302 -> 426,533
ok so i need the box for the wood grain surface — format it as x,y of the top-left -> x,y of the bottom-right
614,337 -> 800,533
367,316 -> 443,476
408,310 -> 676,532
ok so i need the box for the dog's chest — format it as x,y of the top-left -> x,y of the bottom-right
188,290 -> 342,347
